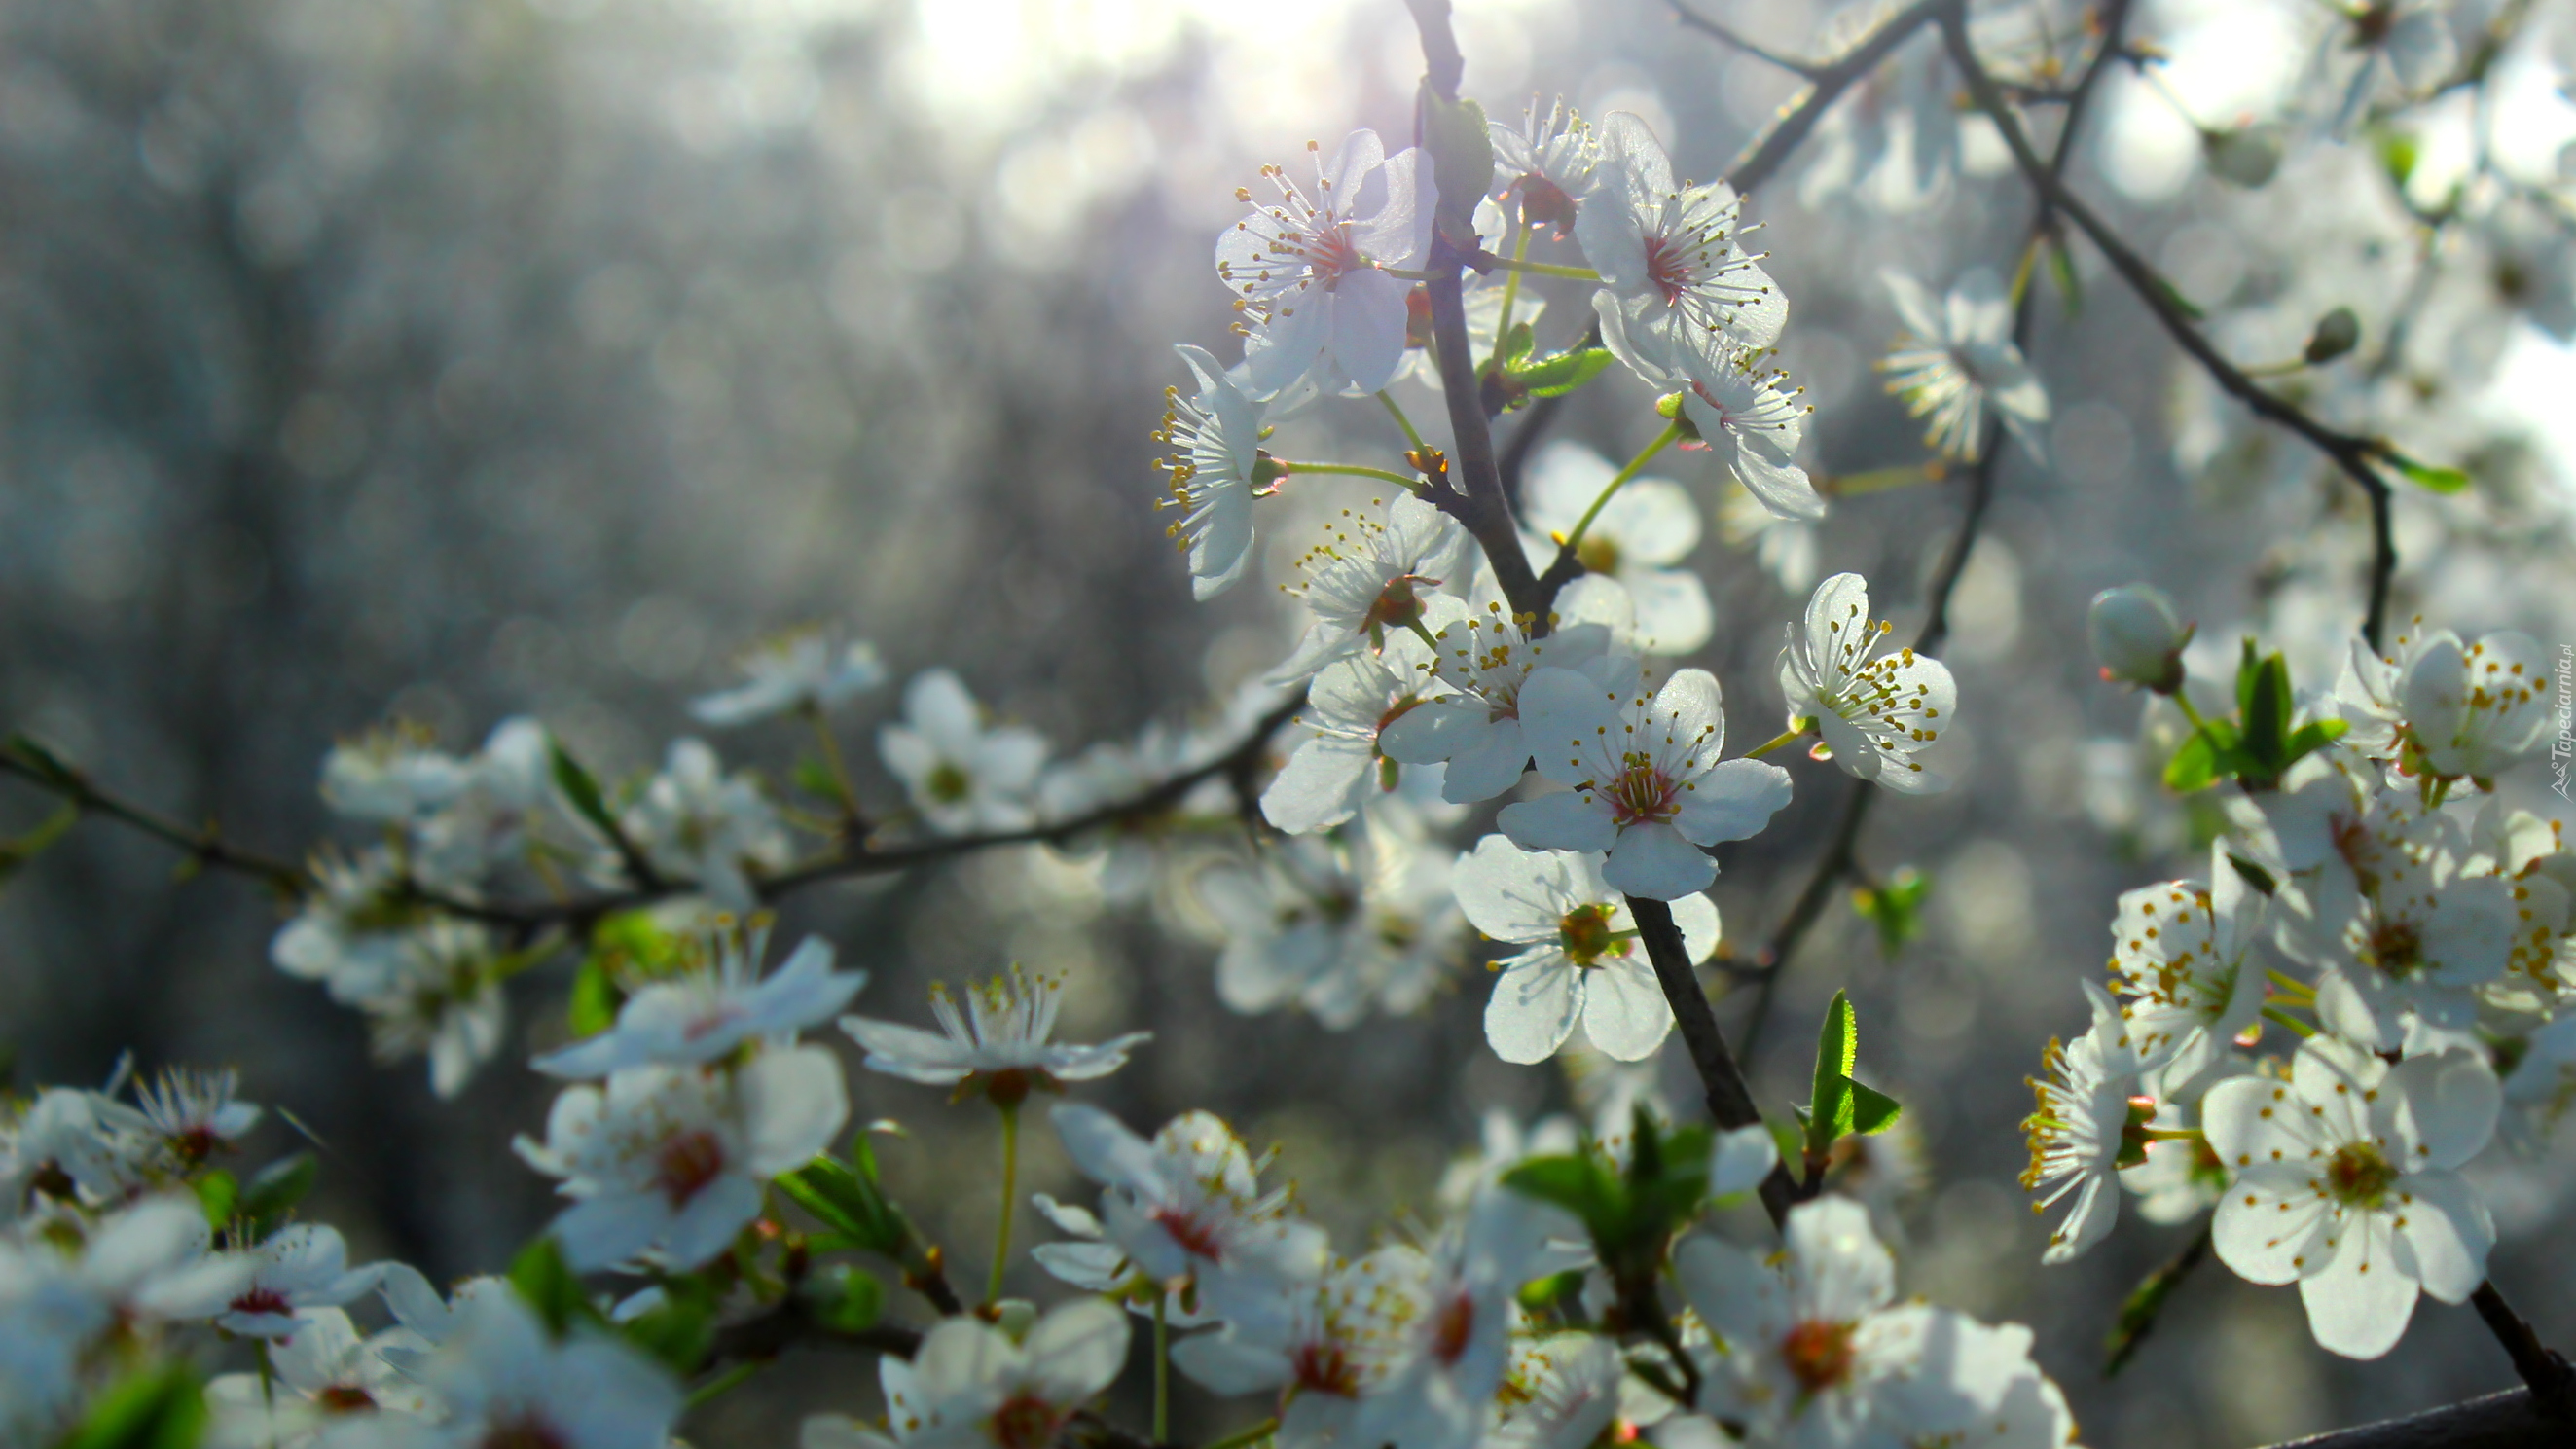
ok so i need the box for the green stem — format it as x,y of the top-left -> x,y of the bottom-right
987,1103 -> 1020,1307
1558,422 -> 1685,561
1153,1292 -> 1171,1442
1824,464 -> 1941,496
2172,691 -> 2214,734
686,1361 -> 763,1410
1484,256 -> 1599,281
2261,1005 -> 2316,1038
1487,220 -> 1532,373
802,701 -> 864,829
1202,1417 -> 1281,1449
1741,721 -> 1814,760
1281,461 -> 1425,491
1375,391 -> 1428,453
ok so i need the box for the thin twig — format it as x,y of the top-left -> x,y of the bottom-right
0,742 -> 307,895
2471,1281 -> 2576,1421
1667,2 -> 1826,79
1723,0 -> 1944,196
1938,9 -> 2401,648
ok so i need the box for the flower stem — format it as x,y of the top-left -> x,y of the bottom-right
1741,720 -> 1814,760
1375,391 -> 1428,453
1487,220 -> 1532,373
1280,461 -> 1425,491
1823,464 -> 1941,496
986,1102 -> 1020,1307
1152,1291 -> 1171,1442
1202,1417 -> 1281,1449
1558,422 -> 1686,561
2171,691 -> 2214,734
2260,1005 -> 2314,1038
686,1360 -> 765,1409
802,700 -> 865,834
1484,256 -> 1600,281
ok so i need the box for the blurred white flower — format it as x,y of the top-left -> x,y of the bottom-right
1878,270 -> 2049,461
1220,128 -> 1434,399
879,670 -> 1049,836
841,964 -> 1148,1103
535,928 -> 864,1077
690,627 -> 886,728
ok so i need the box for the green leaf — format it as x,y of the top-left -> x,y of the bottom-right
792,757 -> 843,803
1806,991 -> 1859,1156
2152,275 -> 2206,323
58,1363 -> 207,1449
2283,718 -> 2349,769
2240,654 -> 2292,776
2224,853 -> 2278,896
1848,1081 -> 1903,1136
776,1156 -> 909,1257
508,1236 -> 603,1339
1504,347 -> 1614,399
1499,320 -> 1535,366
567,956 -> 621,1038
802,1263 -> 885,1334
2162,729 -> 2223,794
192,1171 -> 237,1229
549,742 -> 619,837
1850,867 -> 1929,957
239,1153 -> 317,1234
1514,1269 -> 1587,1315
2046,235 -> 2082,318
1499,1153 -> 1623,1237
1418,90 -> 1493,233
621,1283 -> 716,1371
0,802 -> 79,888
2386,453 -> 2471,493
2376,128 -> 2419,190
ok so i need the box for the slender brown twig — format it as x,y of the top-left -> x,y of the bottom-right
1627,894 -> 1796,1230
1720,0 -> 1944,196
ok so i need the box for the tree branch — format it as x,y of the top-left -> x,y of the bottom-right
1627,894 -> 1795,1230
2470,1281 -> 2576,1422
1938,8 -> 2401,648
1721,0 -> 1944,196
1667,2 -> 1826,79
0,738 -> 307,896
2257,1391 -> 2567,1449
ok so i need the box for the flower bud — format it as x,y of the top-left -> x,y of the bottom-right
2087,584 -> 2192,693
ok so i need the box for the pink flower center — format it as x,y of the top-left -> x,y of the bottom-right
1601,761 -> 1680,826
1290,220 -> 1365,288
1642,233 -> 1697,307
1430,1291 -> 1476,1364
988,1395 -> 1065,1449
1293,1341 -> 1361,1397
1151,1206 -> 1226,1261
654,1129 -> 728,1207
1779,1319 -> 1857,1394
231,1286 -> 292,1320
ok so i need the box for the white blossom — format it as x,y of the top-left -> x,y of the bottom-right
154,1223 -> 382,1339
1594,297 -> 1823,522
805,1299 -> 1128,1449
1519,442 -> 1712,655
618,737 -> 792,910
2106,843 -> 2268,1081
1500,659 -> 1793,900
2336,625 -> 2552,783
841,964 -> 1149,1100
880,670 -> 1050,836
1878,271 -> 2050,461
1270,492 -> 1474,684
1197,808 -> 1466,1028
535,928 -> 865,1077
1454,835 -> 1719,1065
1218,129 -> 1434,399
515,1046 -> 848,1271
1260,626 -> 1446,835
413,1290 -> 679,1449
1169,1247 -> 1428,1449
1350,1186 -> 1575,1449
2204,1036 -> 2498,1358
1376,589 -> 1625,805
1577,113 -> 1785,367
204,1306 -> 431,1446
2019,983 -> 2146,1265
1048,1105 -> 1326,1325
1491,99 -> 1599,236
1779,573 -> 1959,794
690,627 -> 887,728
1718,480 -> 1819,594
1153,344 -> 1272,600
319,723 -> 467,824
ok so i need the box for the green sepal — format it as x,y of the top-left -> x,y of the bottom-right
192,1171 -> 238,1229
2045,235 -> 2082,318
239,1153 -> 317,1236
568,955 -> 621,1038
793,757 -> 843,803
2385,453 -> 2470,493
776,1155 -> 911,1258
509,1236 -> 605,1339
57,1362 -> 207,1449
2302,307 -> 2360,365
549,742 -> 621,837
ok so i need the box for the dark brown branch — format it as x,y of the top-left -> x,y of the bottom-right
2261,1391 -> 2566,1449
1723,0 -> 1943,196
0,740 -> 307,896
2470,1281 -> 2576,1422
1627,894 -> 1795,1230
1938,8 -> 2401,648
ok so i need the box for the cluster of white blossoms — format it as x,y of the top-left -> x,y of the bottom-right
0,1065 -> 681,1447
2028,588 -> 2566,1358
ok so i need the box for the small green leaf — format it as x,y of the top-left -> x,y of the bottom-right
2385,453 -> 2471,493
3,733 -> 82,788
1504,347 -> 1614,398
2224,853 -> 2278,896
2241,655 -> 2292,776
776,1156 -> 909,1256
1419,90 -> 1494,233
1499,1153 -> 1622,1237
2283,718 -> 2349,769
567,957 -> 620,1038
0,802 -> 79,888
239,1153 -> 317,1233
2046,235 -> 2082,318
1850,867 -> 1929,958
1515,1269 -> 1587,1315
549,743 -> 619,836
2376,128 -> 2420,190
2162,729 -> 2223,794
1806,991 -> 1859,1156
2153,275 -> 2206,323
192,1171 -> 237,1229
508,1236 -> 603,1338
1499,320 -> 1535,366
621,1284 -> 716,1371
802,1263 -> 885,1335
58,1363 -> 207,1449
1848,1081 -> 1903,1136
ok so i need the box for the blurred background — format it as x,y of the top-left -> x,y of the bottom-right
2,0 -> 2574,1443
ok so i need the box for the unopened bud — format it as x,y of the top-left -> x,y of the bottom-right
2202,124 -> 2283,188
2302,307 -> 2360,366
2087,584 -> 2193,694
